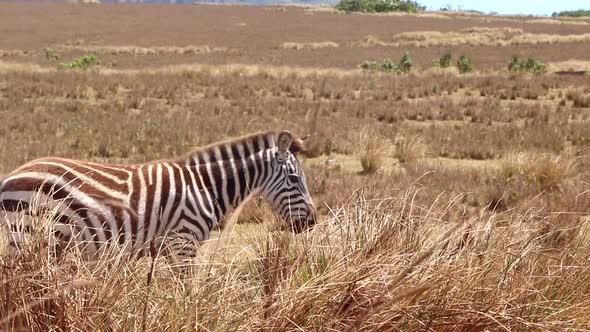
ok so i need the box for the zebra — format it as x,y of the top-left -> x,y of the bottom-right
0,130 -> 316,259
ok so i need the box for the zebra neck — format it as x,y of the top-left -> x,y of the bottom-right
196,149 -> 273,221
180,132 -> 277,223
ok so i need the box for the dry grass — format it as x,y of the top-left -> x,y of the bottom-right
59,45 -> 223,55
127,63 -> 363,79
354,28 -> 590,48
2,69 -> 589,173
351,34 -> 393,47
511,32 -> 590,45
280,41 -> 339,50
2,191 -> 590,330
500,153 -> 579,192
527,18 -> 589,25
67,0 -> 101,4
392,27 -> 524,47
0,56 -> 564,80
358,134 -> 389,174
546,60 -> 590,73
393,134 -> 427,166
0,59 -> 363,78
0,49 -> 32,57
0,60 -> 55,73
567,90 -> 590,108
435,10 -> 590,25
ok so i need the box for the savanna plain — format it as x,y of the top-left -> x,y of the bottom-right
1,3 -> 590,331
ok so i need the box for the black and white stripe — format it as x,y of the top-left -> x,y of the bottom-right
0,130 -> 316,258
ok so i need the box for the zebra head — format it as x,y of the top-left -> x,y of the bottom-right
261,131 -> 316,233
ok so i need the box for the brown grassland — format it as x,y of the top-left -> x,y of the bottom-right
1,2 -> 590,331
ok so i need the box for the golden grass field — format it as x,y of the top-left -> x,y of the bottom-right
1,2 -> 590,331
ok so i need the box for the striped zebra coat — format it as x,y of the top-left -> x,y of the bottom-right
0,130 -> 316,258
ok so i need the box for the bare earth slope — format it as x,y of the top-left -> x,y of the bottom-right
0,3 -> 589,69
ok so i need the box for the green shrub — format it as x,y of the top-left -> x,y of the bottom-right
361,59 -> 396,72
508,56 -> 547,74
380,58 -> 396,72
456,55 -> 474,73
59,54 -> 99,70
360,60 -> 380,71
44,48 -> 60,62
432,52 -> 452,68
336,0 -> 425,13
360,53 -> 413,74
552,9 -> 590,17
398,52 -> 413,73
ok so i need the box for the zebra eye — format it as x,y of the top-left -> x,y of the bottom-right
275,152 -> 287,163
288,174 -> 299,183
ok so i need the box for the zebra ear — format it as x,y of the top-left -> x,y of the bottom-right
278,131 -> 293,153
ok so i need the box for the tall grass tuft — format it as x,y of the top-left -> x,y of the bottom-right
394,134 -> 427,166
500,152 -> 578,193
358,133 -> 388,174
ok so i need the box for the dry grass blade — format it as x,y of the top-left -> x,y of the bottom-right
59,45 -> 223,55
358,132 -> 389,175
280,41 -> 339,50
1,187 -> 589,330
394,134 -> 427,166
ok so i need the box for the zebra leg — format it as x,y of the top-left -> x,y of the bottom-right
158,232 -> 200,274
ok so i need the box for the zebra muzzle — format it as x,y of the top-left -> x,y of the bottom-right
288,204 -> 316,234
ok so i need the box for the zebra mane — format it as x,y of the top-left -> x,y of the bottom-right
182,131 -> 276,165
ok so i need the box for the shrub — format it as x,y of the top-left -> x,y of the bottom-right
336,0 -> 425,13
59,54 -> 99,70
432,52 -> 452,68
456,55 -> 474,73
380,58 -> 396,72
394,134 -> 427,166
508,56 -> 547,74
360,53 -> 413,74
552,9 -> 590,17
360,60 -> 380,71
44,48 -> 60,62
398,52 -> 413,73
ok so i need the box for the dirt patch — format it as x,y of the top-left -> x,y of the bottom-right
0,3 -> 588,70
